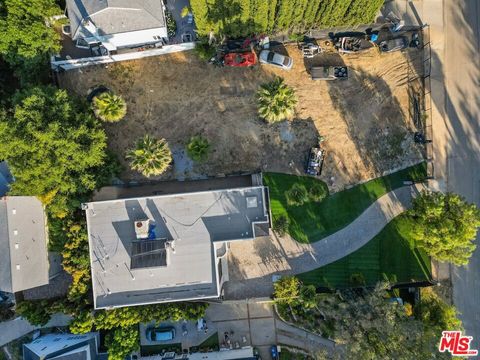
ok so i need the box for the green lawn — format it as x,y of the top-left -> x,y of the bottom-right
298,214 -> 432,288
264,163 -> 426,243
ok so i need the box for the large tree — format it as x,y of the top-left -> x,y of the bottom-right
408,191 -> 480,265
316,283 -> 452,359
0,0 -> 61,83
0,86 -> 107,217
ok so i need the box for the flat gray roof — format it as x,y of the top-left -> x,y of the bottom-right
85,186 -> 269,309
0,197 -> 49,293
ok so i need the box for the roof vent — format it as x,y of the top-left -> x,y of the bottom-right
12,209 -> 16,214
15,243 -> 19,249
13,230 -> 18,236
16,264 -> 20,270
246,196 -> 258,208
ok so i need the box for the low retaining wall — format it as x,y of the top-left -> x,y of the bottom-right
51,42 -> 196,71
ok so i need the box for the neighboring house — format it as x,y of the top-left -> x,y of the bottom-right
84,185 -> 270,309
0,161 -> 13,197
23,332 -> 101,360
65,0 -> 168,55
0,197 -> 49,294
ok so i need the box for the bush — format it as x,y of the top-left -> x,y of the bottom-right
126,135 -> 172,177
285,183 -> 308,206
16,300 -> 52,326
309,182 -> 328,202
92,92 -> 127,122
273,214 -> 289,236
257,78 -> 297,123
165,9 -> 177,38
194,39 -> 216,61
187,135 -> 210,162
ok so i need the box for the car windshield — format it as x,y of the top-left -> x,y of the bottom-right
267,52 -> 275,62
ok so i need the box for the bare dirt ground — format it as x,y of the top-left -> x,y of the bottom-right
58,43 -> 424,190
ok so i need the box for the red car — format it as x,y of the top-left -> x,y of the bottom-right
223,51 -> 256,67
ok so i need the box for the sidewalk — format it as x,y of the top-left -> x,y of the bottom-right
382,0 -> 447,191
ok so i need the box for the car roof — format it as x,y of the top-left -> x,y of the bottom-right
271,52 -> 286,65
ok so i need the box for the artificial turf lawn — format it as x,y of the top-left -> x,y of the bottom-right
263,162 -> 426,243
297,214 -> 432,288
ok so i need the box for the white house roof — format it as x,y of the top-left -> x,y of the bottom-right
66,0 -> 166,40
0,197 -> 49,293
84,186 -> 269,309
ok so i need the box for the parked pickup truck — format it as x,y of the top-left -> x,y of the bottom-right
310,66 -> 348,80
305,147 -> 325,176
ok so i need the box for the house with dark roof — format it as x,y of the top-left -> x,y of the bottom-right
65,0 -> 168,54
23,332 -> 101,360
84,184 -> 270,309
0,196 -> 49,294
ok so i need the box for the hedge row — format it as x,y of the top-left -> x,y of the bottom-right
190,0 -> 384,37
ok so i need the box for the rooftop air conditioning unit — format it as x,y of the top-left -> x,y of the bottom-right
135,219 -> 150,239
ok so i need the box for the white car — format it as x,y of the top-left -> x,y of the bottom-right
259,50 -> 293,70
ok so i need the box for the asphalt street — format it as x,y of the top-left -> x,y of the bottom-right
444,0 -> 480,349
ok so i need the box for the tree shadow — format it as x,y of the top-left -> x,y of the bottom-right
324,51 -> 423,180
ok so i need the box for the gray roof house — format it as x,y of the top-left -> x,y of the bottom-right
23,332 -> 100,360
0,196 -> 49,293
84,186 -> 270,309
66,0 -> 168,52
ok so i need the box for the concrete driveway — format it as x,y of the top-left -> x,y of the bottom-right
205,301 -> 334,358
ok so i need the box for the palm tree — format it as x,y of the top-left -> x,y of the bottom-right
126,135 -> 172,177
92,91 -> 127,122
187,135 -> 210,162
256,77 -> 297,123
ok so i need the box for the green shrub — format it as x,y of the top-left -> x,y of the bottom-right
309,182 -> 328,202
273,214 -> 289,236
165,9 -> 177,38
126,135 -> 172,177
194,39 -> 216,61
257,78 -> 297,123
285,183 -> 308,206
92,92 -> 127,122
187,135 -> 210,162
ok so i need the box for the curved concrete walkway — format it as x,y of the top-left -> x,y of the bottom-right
224,184 -> 423,299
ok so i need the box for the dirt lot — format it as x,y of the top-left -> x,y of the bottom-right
58,43 -> 424,190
